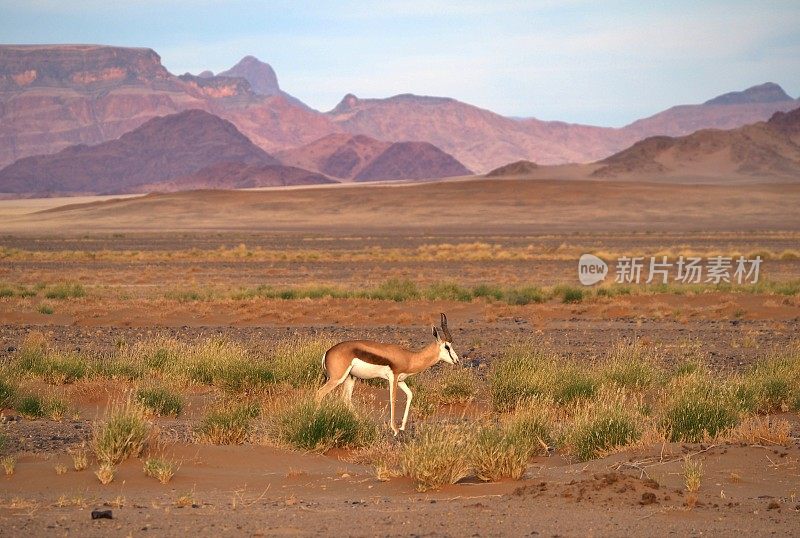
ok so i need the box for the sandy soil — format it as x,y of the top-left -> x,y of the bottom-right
1,179 -> 799,233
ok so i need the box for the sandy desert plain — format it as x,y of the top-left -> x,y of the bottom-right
0,177 -> 799,536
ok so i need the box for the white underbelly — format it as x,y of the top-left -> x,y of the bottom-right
349,358 -> 392,380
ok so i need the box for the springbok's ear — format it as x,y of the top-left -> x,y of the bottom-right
432,326 -> 441,341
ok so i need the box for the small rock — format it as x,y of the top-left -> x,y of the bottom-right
640,492 -> 658,506
91,509 -> 113,520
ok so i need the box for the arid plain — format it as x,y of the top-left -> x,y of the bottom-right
0,177 -> 799,536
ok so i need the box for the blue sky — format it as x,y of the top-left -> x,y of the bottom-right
1,0 -> 799,126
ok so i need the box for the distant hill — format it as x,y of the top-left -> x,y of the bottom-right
276,134 -> 390,179
592,107 -> 800,180
1,44 -> 798,174
277,134 -> 470,181
0,110 -> 282,195
144,162 -> 335,192
353,142 -> 471,181
486,160 -> 539,177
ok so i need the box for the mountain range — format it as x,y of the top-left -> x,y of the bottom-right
2,45 -> 799,173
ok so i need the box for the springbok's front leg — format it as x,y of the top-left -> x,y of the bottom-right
398,381 -> 413,431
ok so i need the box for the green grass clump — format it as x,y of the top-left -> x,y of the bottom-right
37,304 -> 54,315
92,398 -> 151,464
489,344 -> 555,411
553,285 -> 585,304
737,349 -> 800,413
400,426 -> 472,492
195,401 -> 260,445
554,368 -> 597,403
143,457 -> 176,484
567,396 -> 641,461
601,340 -> 662,390
502,286 -> 545,305
273,397 -> 377,452
435,368 -> 479,404
0,375 -> 17,409
364,278 -> 420,301
268,338 -> 330,388
503,397 -> 557,454
424,282 -> 474,302
18,349 -> 88,385
44,283 -> 85,299
489,344 -> 596,410
136,387 -> 183,417
472,284 -> 504,301
16,394 -> 46,418
471,425 -> 530,481
660,375 -> 741,442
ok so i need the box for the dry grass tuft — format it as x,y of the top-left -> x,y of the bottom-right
70,447 -> 89,471
400,425 -> 473,492
92,396 -> 151,464
94,462 -> 115,485
724,415 -> 792,446
143,457 -> 177,484
2,455 -> 16,475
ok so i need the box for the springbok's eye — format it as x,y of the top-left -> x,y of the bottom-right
444,345 -> 450,351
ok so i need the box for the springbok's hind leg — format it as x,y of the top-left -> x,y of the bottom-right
315,364 -> 353,404
398,381 -> 413,431
341,375 -> 356,407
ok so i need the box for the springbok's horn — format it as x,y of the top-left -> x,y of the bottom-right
440,313 -> 453,342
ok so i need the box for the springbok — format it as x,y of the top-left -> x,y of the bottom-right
315,313 -> 460,435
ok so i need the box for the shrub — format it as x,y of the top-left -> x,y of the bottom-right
660,375 -> 740,442
136,387 -> 183,417
273,397 -> 376,451
92,398 -> 151,464
44,283 -> 85,299
195,401 -> 260,444
400,426 -> 472,492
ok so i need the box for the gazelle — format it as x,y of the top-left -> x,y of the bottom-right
315,313 -> 460,435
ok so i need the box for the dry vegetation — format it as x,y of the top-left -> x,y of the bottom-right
1,331 -> 797,492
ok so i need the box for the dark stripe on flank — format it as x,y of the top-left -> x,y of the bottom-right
352,348 -> 394,369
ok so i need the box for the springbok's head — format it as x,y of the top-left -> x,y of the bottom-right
432,313 -> 460,365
